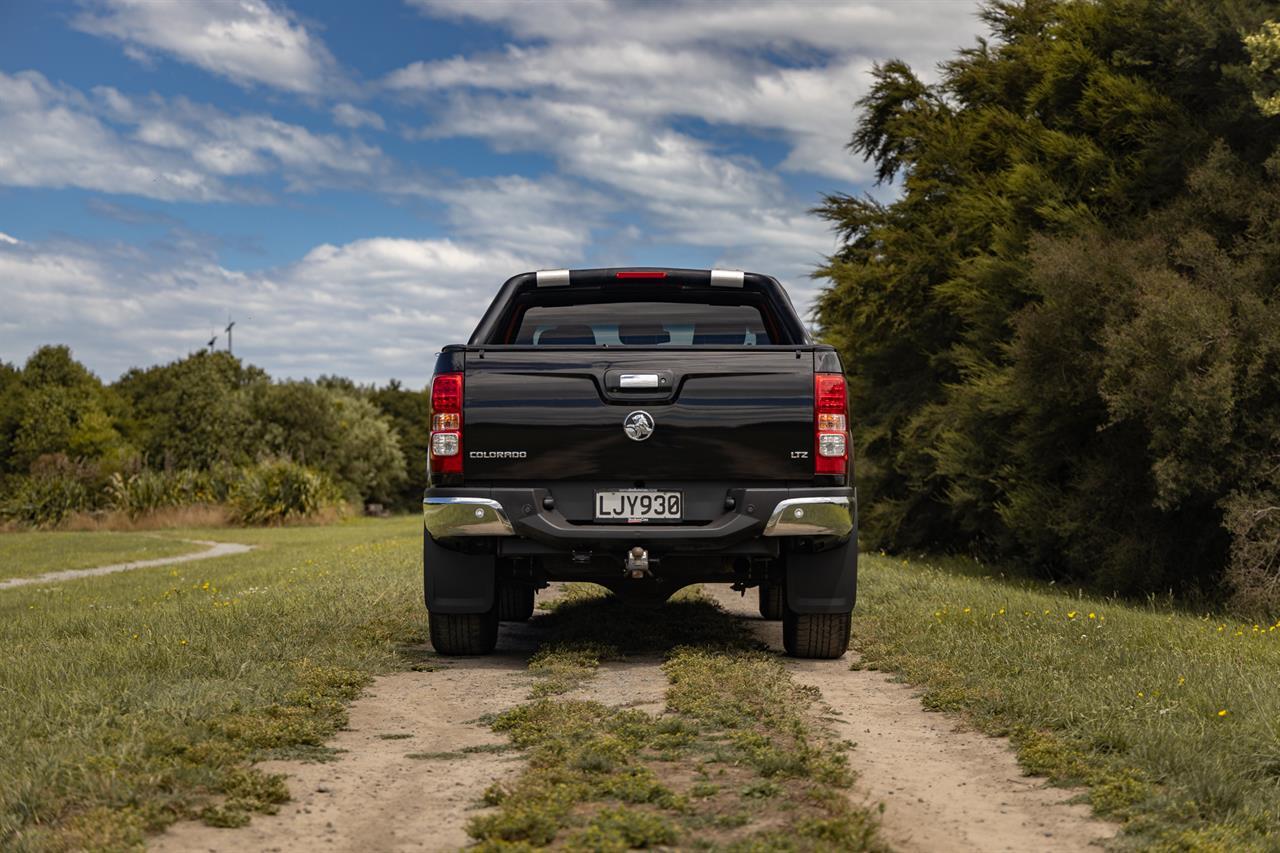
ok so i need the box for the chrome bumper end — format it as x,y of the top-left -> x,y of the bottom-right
762,496 -> 853,538
423,497 -> 515,538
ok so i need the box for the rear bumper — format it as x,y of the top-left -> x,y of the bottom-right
423,486 -> 854,551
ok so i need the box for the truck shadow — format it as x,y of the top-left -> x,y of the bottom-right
411,585 -> 767,671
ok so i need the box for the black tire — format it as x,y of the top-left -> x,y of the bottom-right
497,584 -> 535,622
429,606 -> 499,656
782,609 -> 851,659
758,583 -> 784,620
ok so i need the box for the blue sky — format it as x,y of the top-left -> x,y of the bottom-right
0,0 -> 985,385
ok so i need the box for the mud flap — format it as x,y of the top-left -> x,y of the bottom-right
784,538 -> 858,614
423,530 -> 495,614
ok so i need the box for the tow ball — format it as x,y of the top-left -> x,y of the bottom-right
624,546 -> 652,579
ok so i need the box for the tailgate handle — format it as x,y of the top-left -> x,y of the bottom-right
619,373 -> 661,388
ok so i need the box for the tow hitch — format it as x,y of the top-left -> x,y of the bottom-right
624,546 -> 652,579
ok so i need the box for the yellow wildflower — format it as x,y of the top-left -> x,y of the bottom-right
1217,709 -> 1228,717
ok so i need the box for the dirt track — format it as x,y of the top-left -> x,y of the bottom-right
0,539 -> 254,591
154,585 -> 1116,852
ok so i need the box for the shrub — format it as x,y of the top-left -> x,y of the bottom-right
0,455 -> 98,528
105,467 -> 239,518
1223,491 -> 1280,616
227,459 -> 342,525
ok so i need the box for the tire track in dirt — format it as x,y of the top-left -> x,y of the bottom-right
703,584 -> 1117,853
153,583 -> 1117,852
151,586 -> 671,853
152,621 -> 543,853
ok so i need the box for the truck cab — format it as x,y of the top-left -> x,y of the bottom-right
423,268 -> 856,658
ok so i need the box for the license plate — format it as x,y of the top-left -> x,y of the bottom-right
595,490 -> 682,522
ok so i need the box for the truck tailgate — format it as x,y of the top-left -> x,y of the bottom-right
463,349 -> 813,481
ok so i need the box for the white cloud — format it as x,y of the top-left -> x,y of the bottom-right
388,0 -> 987,316
400,0 -> 985,164
332,102 -> 386,130
0,71 -> 419,201
0,71 -> 230,201
435,174 -> 605,257
73,0 -> 344,95
0,232 -> 21,245
411,0 -> 979,67
0,232 -> 536,383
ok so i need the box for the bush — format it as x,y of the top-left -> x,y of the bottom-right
227,460 -> 342,525
0,455 -> 98,528
1223,492 -> 1280,615
105,466 -> 240,519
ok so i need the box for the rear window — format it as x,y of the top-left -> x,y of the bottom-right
511,302 -> 774,347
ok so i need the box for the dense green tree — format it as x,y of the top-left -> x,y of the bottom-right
113,351 -> 264,470
246,381 -> 407,503
367,379 -> 429,506
816,0 -> 1280,598
0,346 -> 127,476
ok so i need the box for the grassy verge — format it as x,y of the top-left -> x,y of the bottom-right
0,516 -> 425,851
0,531 -> 206,580
855,553 -> 1280,851
469,589 -> 884,851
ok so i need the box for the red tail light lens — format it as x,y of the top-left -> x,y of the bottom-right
814,373 -> 848,475
615,271 -> 667,279
430,372 -> 463,475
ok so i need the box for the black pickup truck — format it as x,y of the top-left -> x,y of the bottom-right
422,267 -> 856,658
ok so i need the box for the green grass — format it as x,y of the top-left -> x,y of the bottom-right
855,552 -> 1280,851
0,516 -> 426,851
469,590 -> 885,852
0,531 -> 206,580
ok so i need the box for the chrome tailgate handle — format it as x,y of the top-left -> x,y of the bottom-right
619,373 -> 660,388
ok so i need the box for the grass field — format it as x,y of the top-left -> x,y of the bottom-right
854,553 -> 1280,851
0,516 -> 425,850
0,531 -> 205,581
6,515 -> 1280,851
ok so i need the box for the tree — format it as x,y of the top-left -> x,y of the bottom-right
246,381 -> 407,503
0,346 -> 127,476
367,379 -> 430,507
815,0 -> 1280,596
113,351 -> 263,470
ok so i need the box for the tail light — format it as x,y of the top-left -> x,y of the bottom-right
430,372 -> 463,475
814,373 -> 848,475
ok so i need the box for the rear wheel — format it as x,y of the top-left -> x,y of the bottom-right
758,583 -> 784,620
782,608 -> 851,659
429,606 -> 499,655
497,584 -> 535,622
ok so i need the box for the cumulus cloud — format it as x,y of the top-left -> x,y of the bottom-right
0,232 -> 539,384
73,0 -> 345,95
0,71 -> 420,201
